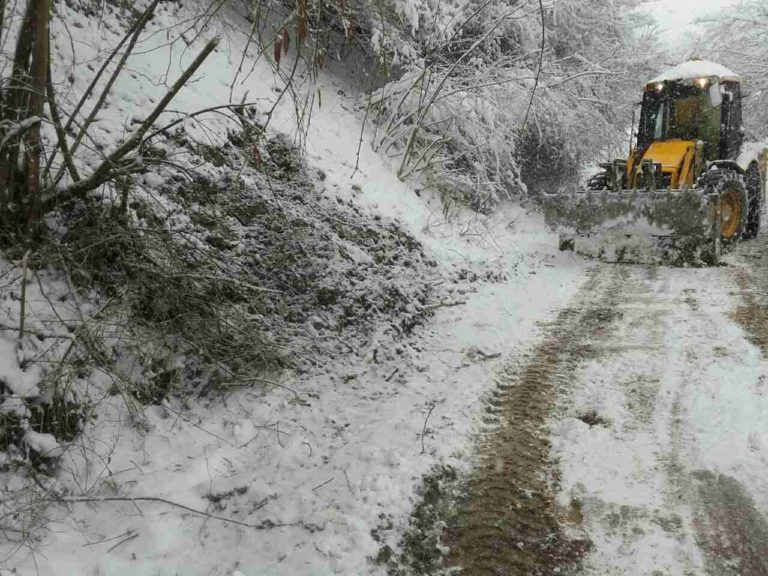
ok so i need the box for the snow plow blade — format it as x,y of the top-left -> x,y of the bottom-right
542,189 -> 720,266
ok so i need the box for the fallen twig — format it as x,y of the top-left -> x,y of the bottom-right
61,495 -> 296,530
421,402 -> 437,455
83,529 -> 136,548
425,300 -> 467,311
312,477 -> 334,492
106,531 -> 139,553
0,322 -> 74,341
160,402 -> 234,447
343,469 -> 353,495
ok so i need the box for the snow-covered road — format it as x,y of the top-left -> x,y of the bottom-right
437,236 -> 768,575
549,242 -> 768,575
6,227 -> 768,576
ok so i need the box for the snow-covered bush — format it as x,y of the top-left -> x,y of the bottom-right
364,0 -> 659,204
242,0 -> 659,204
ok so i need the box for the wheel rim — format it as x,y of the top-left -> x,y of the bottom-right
720,189 -> 742,240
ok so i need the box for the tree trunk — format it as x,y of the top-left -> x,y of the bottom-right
0,1 -> 35,218
25,0 -> 49,226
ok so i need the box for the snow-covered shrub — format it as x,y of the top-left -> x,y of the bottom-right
239,0 -> 659,204
517,122 -> 580,195
369,65 -> 530,210
365,0 -> 659,203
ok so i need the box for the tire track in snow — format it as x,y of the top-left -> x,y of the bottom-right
689,470 -> 768,575
665,236 -> 768,575
729,234 -> 768,356
422,248 -> 768,575
443,265 -> 630,575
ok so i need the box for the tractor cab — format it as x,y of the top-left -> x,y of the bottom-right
638,60 -> 743,161
622,60 -> 743,190
544,59 -> 767,266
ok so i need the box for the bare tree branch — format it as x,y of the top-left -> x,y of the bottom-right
43,38 -> 220,207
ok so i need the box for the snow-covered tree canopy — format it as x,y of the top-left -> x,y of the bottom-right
254,0 -> 662,204
360,0 -> 661,202
694,1 -> 768,139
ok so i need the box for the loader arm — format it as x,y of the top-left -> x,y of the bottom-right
627,140 -> 699,189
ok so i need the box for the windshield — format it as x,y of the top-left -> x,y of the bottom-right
638,84 -> 721,155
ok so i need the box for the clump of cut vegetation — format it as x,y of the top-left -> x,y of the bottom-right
576,409 -> 611,428
48,202 -> 282,393
28,122 -> 438,406
156,127 -> 438,365
375,465 -> 468,575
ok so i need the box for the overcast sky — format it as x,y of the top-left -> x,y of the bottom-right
640,0 -> 741,48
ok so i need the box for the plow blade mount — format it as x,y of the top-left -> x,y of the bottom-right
542,189 -> 720,266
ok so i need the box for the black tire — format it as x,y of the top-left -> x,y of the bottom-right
743,161 -> 762,240
698,168 -> 749,243
586,171 -> 610,191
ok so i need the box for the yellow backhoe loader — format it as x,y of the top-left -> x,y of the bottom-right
543,60 -> 768,265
